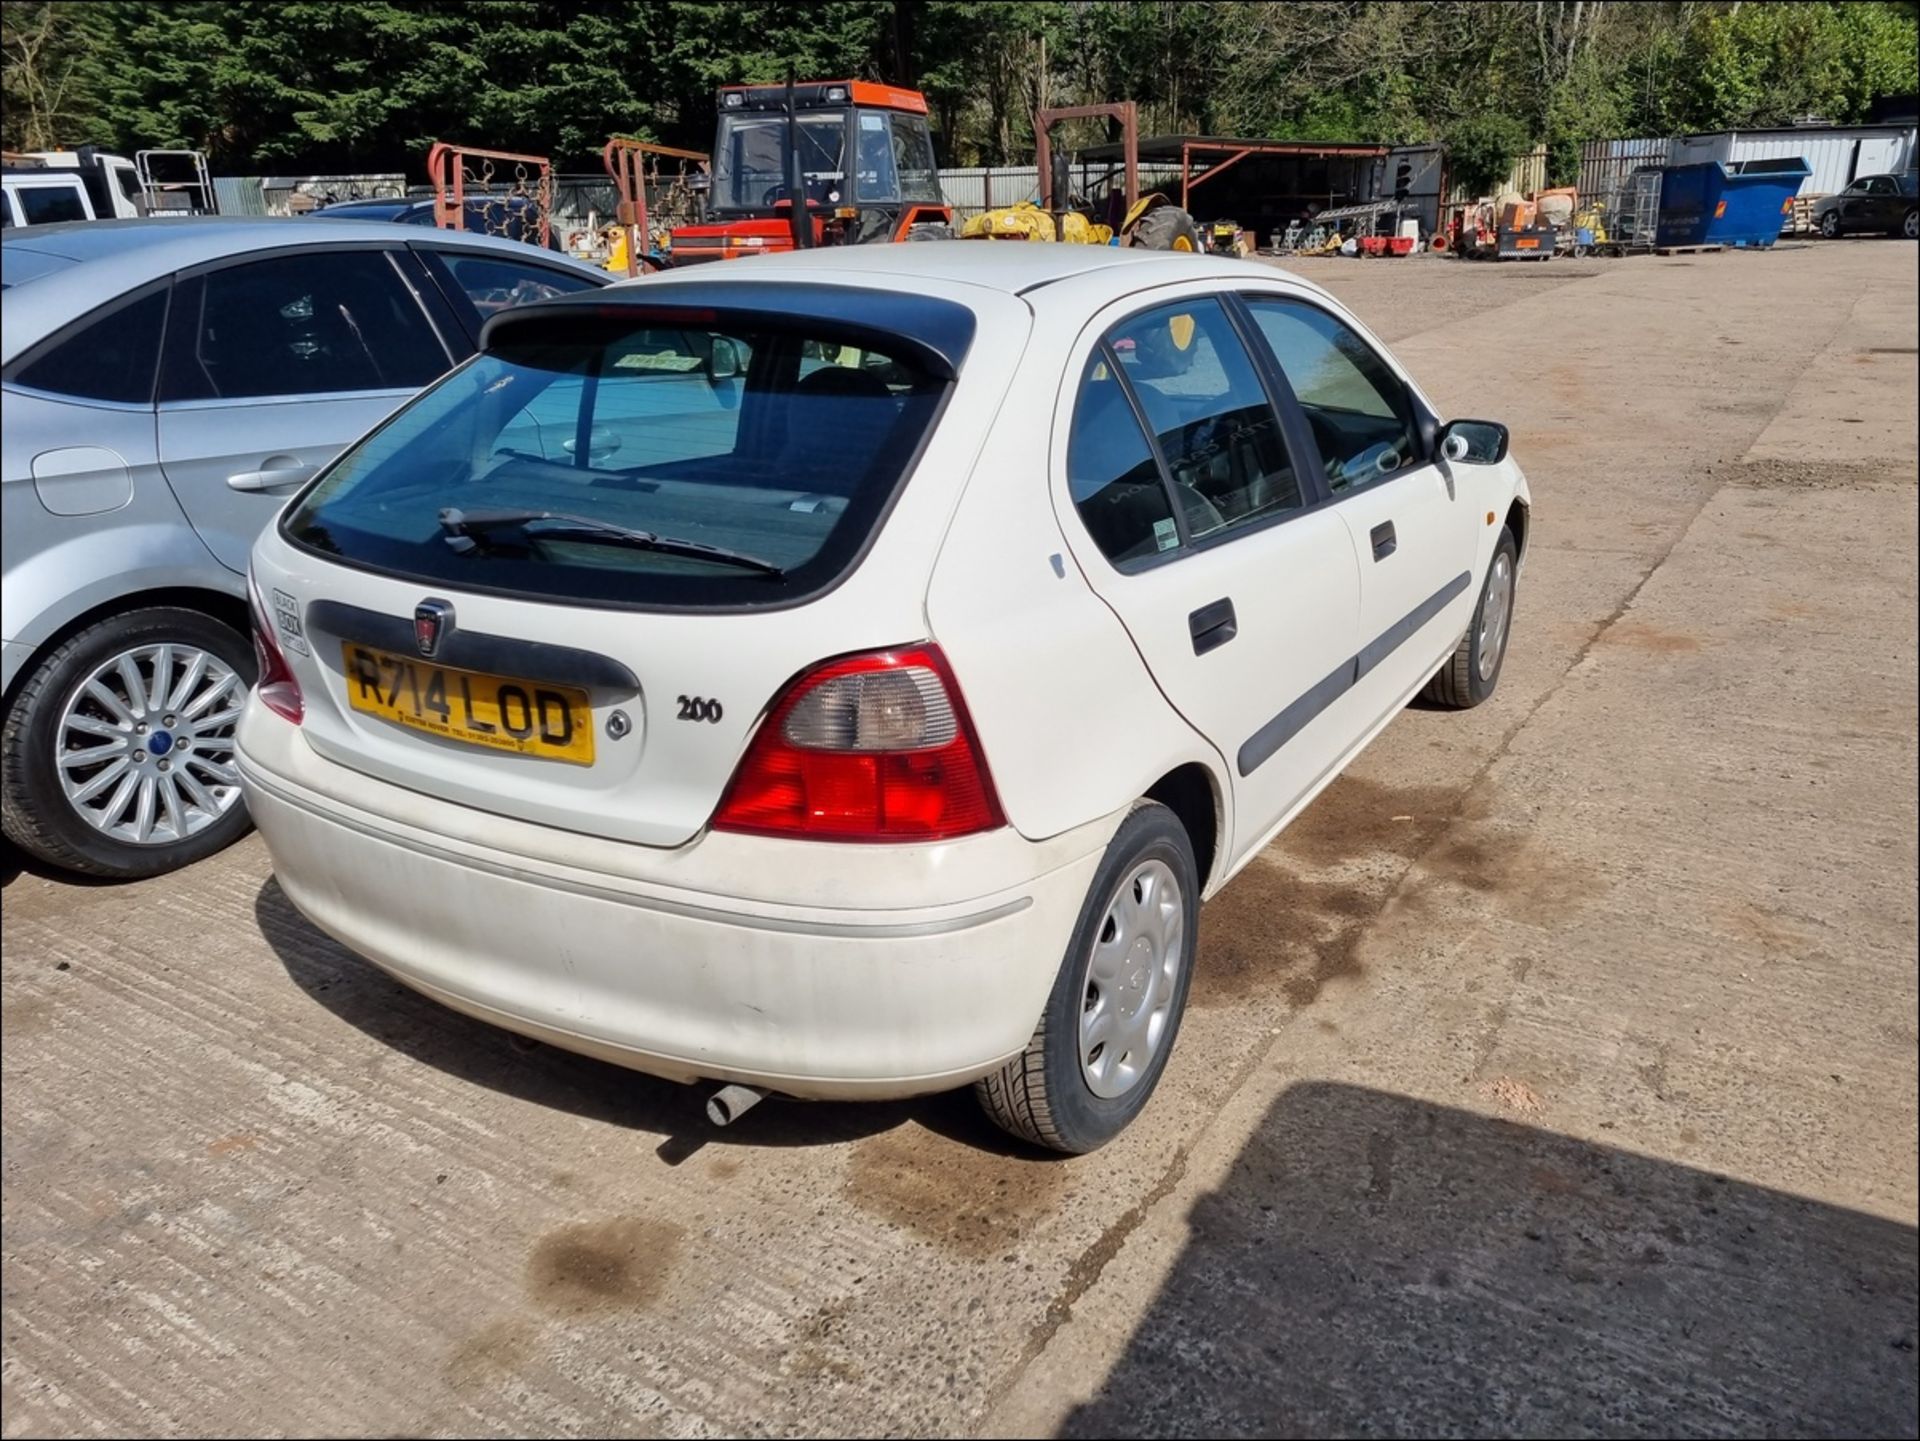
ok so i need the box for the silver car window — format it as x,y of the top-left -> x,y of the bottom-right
162,250 -> 448,402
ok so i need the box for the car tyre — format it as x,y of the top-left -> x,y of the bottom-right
976,800 -> 1199,1154
2,607 -> 256,879
1900,209 -> 1917,241
1820,210 -> 1842,239
1131,204 -> 1204,253
1423,526 -> 1518,710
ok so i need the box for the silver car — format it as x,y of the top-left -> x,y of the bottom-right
2,217 -> 608,878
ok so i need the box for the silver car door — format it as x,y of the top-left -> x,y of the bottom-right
154,247 -> 453,574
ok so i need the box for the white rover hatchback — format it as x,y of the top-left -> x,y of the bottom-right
239,244 -> 1530,1152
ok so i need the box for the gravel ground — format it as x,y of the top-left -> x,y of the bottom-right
5,237 -> 1916,1440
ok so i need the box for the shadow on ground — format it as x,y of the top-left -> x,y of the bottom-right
252,877 -> 1031,1160
1060,1082 -> 1918,1438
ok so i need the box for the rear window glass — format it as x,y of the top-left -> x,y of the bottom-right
283,320 -> 947,609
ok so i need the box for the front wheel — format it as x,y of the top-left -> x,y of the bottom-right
1,607 -> 256,878
1901,209 -> 1917,240
976,801 -> 1199,1153
1423,526 -> 1518,709
1130,204 -> 1203,253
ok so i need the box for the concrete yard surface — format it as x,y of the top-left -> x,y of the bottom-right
4,239 -> 1917,1439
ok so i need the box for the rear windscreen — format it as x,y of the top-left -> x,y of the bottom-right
282,321 -> 947,609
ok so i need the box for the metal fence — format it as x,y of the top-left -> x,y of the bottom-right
211,175 -> 267,216
1577,138 -> 1671,205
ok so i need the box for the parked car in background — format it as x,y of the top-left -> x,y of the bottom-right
2,167 -> 97,228
1,217 -> 608,879
1814,172 -> 1919,239
3,146 -> 219,227
310,193 -> 561,252
240,244 -> 1530,1152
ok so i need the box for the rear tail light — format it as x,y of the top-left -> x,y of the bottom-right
713,645 -> 1003,842
247,575 -> 304,724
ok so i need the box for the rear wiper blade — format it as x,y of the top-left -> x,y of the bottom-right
438,506 -> 784,578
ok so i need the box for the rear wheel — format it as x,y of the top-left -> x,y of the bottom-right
2,607 -> 255,879
906,222 -> 956,242
1901,209 -> 1917,240
1131,204 -> 1203,253
1423,527 -> 1518,710
1820,210 -> 1841,239
976,801 -> 1198,1154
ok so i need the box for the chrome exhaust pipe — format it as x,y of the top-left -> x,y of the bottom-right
706,1083 -> 766,1127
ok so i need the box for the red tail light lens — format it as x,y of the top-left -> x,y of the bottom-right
248,576 -> 304,725
713,645 -> 1003,842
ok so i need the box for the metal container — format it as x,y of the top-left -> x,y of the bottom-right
1655,159 -> 1811,248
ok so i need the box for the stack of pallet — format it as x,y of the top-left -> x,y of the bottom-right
1784,194 -> 1824,236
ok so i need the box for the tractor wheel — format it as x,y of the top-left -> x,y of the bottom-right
906,222 -> 956,242
1132,205 -> 1203,253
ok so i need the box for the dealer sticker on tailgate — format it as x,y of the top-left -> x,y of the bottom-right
342,642 -> 594,766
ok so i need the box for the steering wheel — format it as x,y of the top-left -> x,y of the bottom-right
761,185 -> 789,208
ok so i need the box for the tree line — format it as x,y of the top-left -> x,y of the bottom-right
4,1 -> 1915,189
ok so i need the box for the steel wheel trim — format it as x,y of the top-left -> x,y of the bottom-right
1080,857 -> 1185,1100
1477,553 -> 1514,682
1905,212 -> 1918,240
54,643 -> 244,847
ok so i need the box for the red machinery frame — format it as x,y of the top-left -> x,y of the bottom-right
1036,101 -> 1141,213
425,141 -> 554,248
602,137 -> 709,278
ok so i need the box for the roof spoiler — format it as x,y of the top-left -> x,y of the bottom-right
478,282 -> 977,381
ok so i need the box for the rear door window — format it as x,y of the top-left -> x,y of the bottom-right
283,318 -> 947,609
1065,350 -> 1179,566
161,250 -> 451,402
1105,299 -> 1302,537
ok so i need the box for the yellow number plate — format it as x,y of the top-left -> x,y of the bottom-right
342,643 -> 594,766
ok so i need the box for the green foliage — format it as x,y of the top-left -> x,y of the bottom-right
2,1 -> 112,151
1446,110 -> 1535,197
5,1 -> 1914,178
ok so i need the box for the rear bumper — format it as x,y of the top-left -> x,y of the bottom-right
237,704 -> 1112,1099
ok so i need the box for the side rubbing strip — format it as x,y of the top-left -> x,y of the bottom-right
1239,658 -> 1357,776
1356,570 -> 1472,680
1238,570 -> 1475,777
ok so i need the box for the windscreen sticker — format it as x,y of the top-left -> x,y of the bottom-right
1153,517 -> 1179,552
272,588 -> 310,656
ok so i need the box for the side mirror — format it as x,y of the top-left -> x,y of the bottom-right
709,337 -> 744,380
1437,418 -> 1510,466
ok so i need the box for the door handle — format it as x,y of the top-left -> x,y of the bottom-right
1370,520 -> 1397,560
227,463 -> 317,492
1189,598 -> 1237,655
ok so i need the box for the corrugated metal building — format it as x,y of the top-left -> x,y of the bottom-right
1668,125 -> 1915,195
1582,125 -> 1917,204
